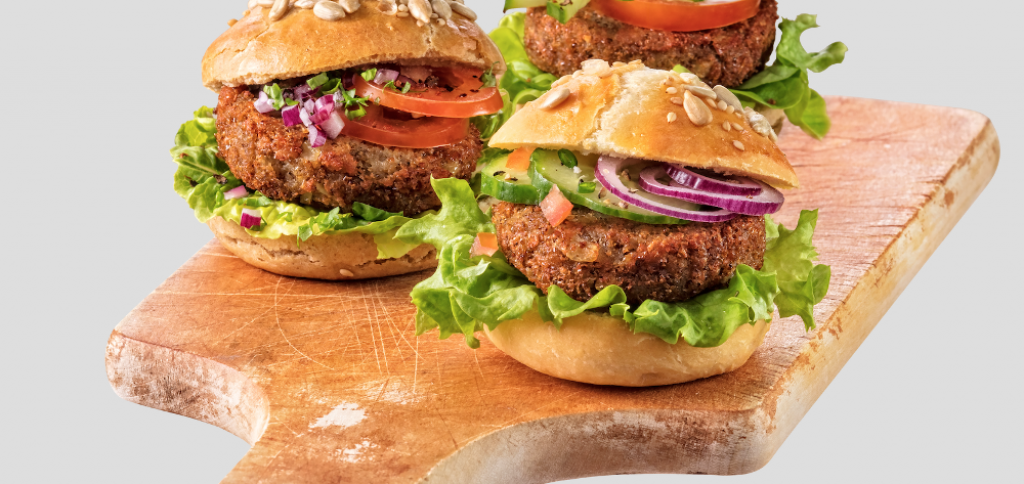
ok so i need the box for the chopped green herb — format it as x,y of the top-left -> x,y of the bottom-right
306,72 -> 330,89
557,149 -> 578,169
360,68 -> 378,82
263,84 -> 286,110
578,181 -> 597,193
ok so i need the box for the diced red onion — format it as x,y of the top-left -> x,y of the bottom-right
400,66 -> 432,82
664,165 -> 763,196
254,91 -> 276,114
299,108 -> 312,127
281,105 -> 302,127
304,99 -> 315,114
308,125 -> 326,148
374,68 -> 400,85
240,208 -> 262,229
320,111 -> 345,139
595,155 -> 737,223
223,185 -> 249,200
310,96 -> 335,124
639,166 -> 784,216
293,84 -> 314,101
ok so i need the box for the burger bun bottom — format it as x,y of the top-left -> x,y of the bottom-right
484,310 -> 768,387
207,216 -> 436,280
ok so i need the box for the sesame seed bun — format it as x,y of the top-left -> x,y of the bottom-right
202,2 -> 505,91
484,310 -> 769,387
206,216 -> 436,280
489,61 -> 798,189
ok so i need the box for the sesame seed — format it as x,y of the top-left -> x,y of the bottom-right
670,97 -> 684,106
666,87 -> 678,94
733,141 -> 745,151
723,122 -> 731,131
704,97 -> 718,110
667,112 -> 678,123
726,106 -> 735,114
731,122 -> 744,131
718,100 -> 728,111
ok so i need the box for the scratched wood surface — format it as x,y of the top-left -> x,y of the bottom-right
106,97 -> 998,483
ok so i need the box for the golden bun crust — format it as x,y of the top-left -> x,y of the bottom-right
207,216 -> 436,280
490,61 -> 798,189
484,310 -> 768,387
203,2 -> 505,90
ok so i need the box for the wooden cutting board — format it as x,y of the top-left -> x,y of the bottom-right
106,97 -> 998,483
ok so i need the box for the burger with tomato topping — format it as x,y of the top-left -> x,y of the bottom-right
488,0 -> 847,139
171,0 -> 505,280
396,61 -> 830,386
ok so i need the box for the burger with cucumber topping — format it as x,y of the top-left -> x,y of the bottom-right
172,0 -> 505,279
492,0 -> 847,139
396,61 -> 830,386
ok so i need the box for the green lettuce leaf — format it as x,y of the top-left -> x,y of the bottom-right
398,178 -> 832,348
731,14 -> 847,139
171,107 -> 422,259
473,13 -> 557,140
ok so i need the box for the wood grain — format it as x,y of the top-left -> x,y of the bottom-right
106,97 -> 999,483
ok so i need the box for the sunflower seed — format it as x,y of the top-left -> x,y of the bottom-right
683,84 -> 717,99
537,88 -> 570,109
314,1 -> 346,20
733,141 -> 745,151
745,109 -> 775,139
339,0 -> 361,13
248,0 -> 260,9
581,59 -> 612,78
269,0 -> 290,21
294,0 -> 317,8
431,0 -> 451,18
257,0 -> 275,7
408,0 -> 432,23
378,1 -> 397,14
683,91 -> 713,126
677,73 -> 700,85
713,86 -> 744,112
450,1 -> 476,20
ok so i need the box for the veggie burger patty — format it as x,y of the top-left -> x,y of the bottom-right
523,0 -> 779,88
215,86 -> 483,216
492,202 -> 767,306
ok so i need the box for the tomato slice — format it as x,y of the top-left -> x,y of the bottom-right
592,0 -> 760,32
353,68 -> 504,118
341,104 -> 469,148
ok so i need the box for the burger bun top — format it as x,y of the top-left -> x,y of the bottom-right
489,61 -> 799,189
202,2 -> 505,91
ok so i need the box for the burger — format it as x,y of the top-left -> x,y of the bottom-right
396,61 -> 831,386
171,0 -> 505,280
490,0 -> 847,139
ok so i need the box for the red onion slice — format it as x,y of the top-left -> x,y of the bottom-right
281,105 -> 302,127
253,91 -> 275,114
223,185 -> 249,200
595,155 -> 736,223
665,165 -> 763,196
639,166 -> 783,216
240,208 -> 262,229
309,96 -> 335,125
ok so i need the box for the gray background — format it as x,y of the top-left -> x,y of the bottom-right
1,0 -> 1020,482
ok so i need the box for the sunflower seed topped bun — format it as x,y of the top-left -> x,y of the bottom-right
203,1 -> 504,91
489,60 -> 798,189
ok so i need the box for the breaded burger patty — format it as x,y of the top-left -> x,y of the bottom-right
523,0 -> 778,88
215,86 -> 482,216
491,202 -> 766,305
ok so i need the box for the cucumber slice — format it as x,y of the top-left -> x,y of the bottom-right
529,149 -> 690,225
544,0 -> 590,23
504,0 -> 547,9
476,150 -> 542,205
